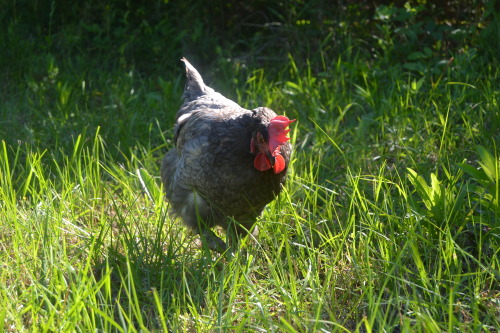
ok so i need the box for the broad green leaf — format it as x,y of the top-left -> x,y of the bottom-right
476,145 -> 498,183
457,163 -> 489,184
430,173 -> 442,205
407,168 -> 432,209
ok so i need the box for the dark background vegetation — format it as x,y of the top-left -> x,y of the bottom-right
3,0 -> 498,76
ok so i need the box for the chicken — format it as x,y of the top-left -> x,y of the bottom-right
161,58 -> 295,252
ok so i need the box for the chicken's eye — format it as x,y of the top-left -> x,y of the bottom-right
256,132 -> 266,145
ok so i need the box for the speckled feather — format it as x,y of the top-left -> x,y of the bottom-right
161,58 -> 291,236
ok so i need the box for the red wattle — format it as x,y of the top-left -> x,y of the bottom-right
273,154 -> 286,174
254,152 -> 272,171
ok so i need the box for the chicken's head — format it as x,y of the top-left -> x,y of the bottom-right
250,116 -> 296,174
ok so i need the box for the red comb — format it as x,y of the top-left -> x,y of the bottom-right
268,116 -> 296,153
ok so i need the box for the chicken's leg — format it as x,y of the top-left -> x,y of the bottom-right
200,229 -> 227,253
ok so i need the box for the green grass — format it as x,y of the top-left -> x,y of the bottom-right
1,1 -> 499,332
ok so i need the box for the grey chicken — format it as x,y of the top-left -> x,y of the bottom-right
161,58 -> 295,252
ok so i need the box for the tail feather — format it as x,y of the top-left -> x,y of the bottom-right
181,58 -> 213,101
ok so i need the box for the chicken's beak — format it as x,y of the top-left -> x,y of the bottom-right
265,150 -> 275,167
